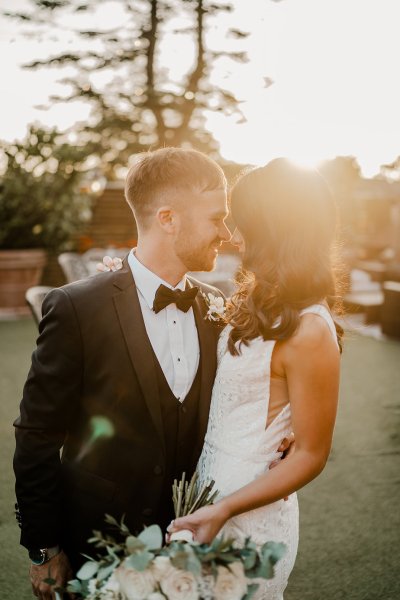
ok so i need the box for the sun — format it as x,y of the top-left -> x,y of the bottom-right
284,153 -> 325,171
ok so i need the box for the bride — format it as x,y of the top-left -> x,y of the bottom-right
100,157 -> 341,599
167,158 -> 342,598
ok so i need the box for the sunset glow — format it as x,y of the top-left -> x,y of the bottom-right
1,0 -> 400,176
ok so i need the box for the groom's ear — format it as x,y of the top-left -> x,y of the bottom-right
156,205 -> 177,233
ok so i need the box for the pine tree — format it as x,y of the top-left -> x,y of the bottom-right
5,0 -> 252,176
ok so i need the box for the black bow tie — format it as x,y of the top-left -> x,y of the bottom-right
153,284 -> 199,314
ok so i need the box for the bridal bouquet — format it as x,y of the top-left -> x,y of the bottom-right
49,474 -> 285,599
62,519 -> 285,600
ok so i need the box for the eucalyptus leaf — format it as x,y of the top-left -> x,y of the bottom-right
217,537 -> 236,551
138,524 -> 163,550
97,561 -> 118,581
125,551 -> 154,571
241,549 -> 257,571
243,583 -> 260,600
126,535 -> 146,554
76,560 -> 99,581
67,579 -> 82,593
261,542 -> 286,565
81,553 -> 96,561
253,559 -> 273,580
80,580 -> 91,596
183,546 -> 202,578
252,544 -> 287,580
104,514 -> 119,527
170,550 -> 190,571
120,520 -> 130,534
218,552 -> 237,563
106,546 -> 120,559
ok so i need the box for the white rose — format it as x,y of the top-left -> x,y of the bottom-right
213,562 -> 248,600
101,573 -> 121,597
114,563 -> 156,600
152,556 -> 171,580
169,530 -> 194,543
160,567 -> 199,600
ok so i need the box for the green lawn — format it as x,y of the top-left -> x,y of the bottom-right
1,319 -> 399,599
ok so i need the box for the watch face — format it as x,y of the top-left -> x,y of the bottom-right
29,549 -> 46,565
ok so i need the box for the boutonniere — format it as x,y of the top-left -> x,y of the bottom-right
201,292 -> 226,322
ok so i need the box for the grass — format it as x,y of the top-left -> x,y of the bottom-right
0,319 -> 37,599
1,319 -> 399,599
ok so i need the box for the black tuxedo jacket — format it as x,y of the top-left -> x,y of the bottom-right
13,260 -> 223,561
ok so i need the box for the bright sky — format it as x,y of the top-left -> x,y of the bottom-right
1,0 -> 400,177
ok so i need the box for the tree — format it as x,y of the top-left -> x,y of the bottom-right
5,0 -> 254,177
0,124 -> 95,251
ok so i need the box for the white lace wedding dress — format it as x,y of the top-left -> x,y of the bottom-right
197,304 -> 339,599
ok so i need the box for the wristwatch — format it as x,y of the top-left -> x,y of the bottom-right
29,545 -> 60,565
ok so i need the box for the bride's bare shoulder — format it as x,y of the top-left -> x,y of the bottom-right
285,312 -> 338,356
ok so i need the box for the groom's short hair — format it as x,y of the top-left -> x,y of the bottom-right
125,147 -> 227,227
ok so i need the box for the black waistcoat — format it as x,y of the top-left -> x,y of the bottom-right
154,354 -> 202,526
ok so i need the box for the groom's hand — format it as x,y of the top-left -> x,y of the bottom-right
30,550 -> 74,599
278,432 -> 295,459
270,432 -> 296,501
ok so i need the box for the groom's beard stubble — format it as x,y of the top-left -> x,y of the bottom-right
175,235 -> 221,272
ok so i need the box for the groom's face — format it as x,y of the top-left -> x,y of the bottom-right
174,187 -> 230,272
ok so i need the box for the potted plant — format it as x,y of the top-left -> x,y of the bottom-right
0,125 -> 95,316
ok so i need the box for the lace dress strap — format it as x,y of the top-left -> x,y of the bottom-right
299,304 -> 339,349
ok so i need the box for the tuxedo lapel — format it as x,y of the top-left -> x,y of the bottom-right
189,283 -> 218,448
112,263 -> 165,456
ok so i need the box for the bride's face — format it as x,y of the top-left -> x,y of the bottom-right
231,227 -> 245,253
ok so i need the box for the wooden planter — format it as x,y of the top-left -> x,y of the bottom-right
0,249 -> 47,317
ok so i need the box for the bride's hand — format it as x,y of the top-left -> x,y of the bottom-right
167,503 -> 229,545
96,255 -> 123,272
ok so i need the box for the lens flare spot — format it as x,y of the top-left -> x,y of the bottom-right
89,415 -> 115,442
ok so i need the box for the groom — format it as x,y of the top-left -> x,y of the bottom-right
14,148 -> 232,597
14,148 -> 293,598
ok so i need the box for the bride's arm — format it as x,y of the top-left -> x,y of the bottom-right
169,314 -> 340,543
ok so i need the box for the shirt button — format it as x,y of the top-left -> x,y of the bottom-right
153,465 -> 163,476
173,320 -> 176,324
181,405 -> 187,414
177,357 -> 181,362
142,507 -> 153,517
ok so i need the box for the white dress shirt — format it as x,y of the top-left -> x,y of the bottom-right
128,250 -> 200,402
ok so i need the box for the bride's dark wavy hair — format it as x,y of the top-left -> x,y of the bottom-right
227,158 -> 344,355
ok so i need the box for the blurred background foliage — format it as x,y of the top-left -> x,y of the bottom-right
0,125 -> 94,251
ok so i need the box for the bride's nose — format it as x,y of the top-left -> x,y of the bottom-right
231,228 -> 244,250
